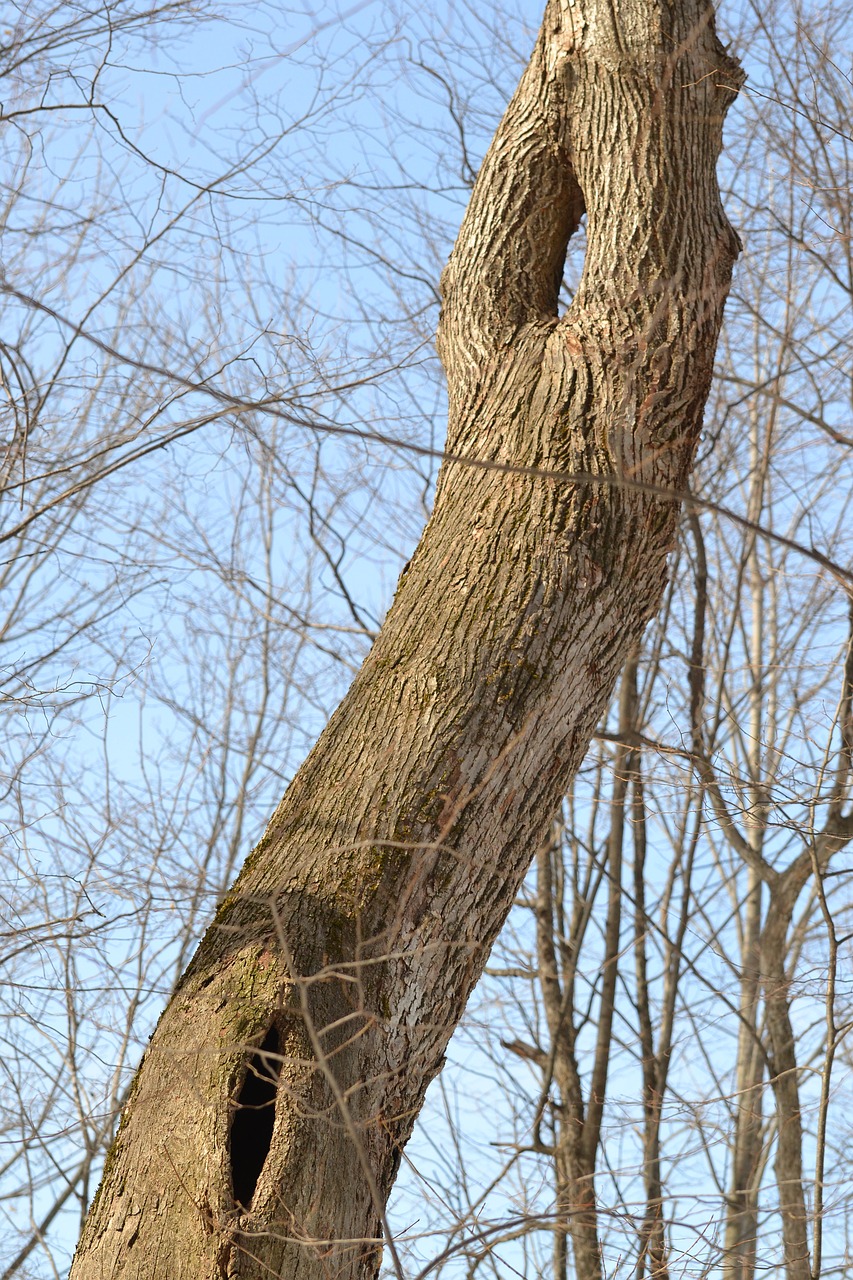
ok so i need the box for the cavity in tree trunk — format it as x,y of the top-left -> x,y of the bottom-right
70,0 -> 742,1276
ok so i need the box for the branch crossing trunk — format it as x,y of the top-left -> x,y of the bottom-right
70,1 -> 742,1276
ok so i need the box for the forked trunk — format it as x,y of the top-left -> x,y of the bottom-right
70,1 -> 741,1276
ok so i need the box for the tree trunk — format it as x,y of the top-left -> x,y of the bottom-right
761,889 -> 812,1280
723,870 -> 765,1280
70,1 -> 742,1276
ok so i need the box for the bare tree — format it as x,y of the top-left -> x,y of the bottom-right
59,0 -> 745,1275
15,0 -> 851,1278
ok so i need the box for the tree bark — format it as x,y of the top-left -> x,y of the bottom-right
70,1 -> 742,1276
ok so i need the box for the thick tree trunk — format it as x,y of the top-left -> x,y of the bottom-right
70,2 -> 741,1276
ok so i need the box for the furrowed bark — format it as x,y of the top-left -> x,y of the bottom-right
70,2 -> 742,1277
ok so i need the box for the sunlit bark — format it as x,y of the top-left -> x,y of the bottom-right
70,1 -> 742,1275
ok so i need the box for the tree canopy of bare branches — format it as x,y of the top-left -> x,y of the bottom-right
1,0 -> 851,1277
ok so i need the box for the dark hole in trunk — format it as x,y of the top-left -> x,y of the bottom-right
230,1025 -> 281,1209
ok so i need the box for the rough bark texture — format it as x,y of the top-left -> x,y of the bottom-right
70,2 -> 742,1277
